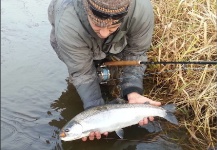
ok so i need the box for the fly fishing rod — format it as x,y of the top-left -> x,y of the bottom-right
102,60 -> 217,66
97,60 -> 217,83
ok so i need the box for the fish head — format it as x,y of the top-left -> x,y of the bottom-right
59,121 -> 83,141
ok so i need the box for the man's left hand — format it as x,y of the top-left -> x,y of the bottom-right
127,92 -> 161,126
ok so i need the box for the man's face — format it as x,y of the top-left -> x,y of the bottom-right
88,16 -> 121,39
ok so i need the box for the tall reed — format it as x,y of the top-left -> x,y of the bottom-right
147,0 -> 217,149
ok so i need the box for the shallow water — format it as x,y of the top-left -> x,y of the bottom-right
1,0 -> 200,149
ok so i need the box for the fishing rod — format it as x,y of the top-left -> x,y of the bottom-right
97,60 -> 217,83
102,60 -> 217,66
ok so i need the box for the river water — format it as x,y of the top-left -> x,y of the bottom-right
1,0 -> 196,150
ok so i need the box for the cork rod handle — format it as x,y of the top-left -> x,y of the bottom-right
103,61 -> 141,66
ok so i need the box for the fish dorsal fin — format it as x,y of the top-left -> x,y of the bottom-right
115,128 -> 124,139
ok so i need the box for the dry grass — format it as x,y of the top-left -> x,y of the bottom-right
146,0 -> 217,149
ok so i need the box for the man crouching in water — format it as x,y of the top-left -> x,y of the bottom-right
48,0 -> 161,141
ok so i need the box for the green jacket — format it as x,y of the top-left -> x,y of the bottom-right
48,0 -> 154,109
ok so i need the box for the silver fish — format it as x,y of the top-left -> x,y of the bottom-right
59,103 -> 178,141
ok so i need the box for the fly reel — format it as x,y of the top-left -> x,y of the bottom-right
97,67 -> 111,84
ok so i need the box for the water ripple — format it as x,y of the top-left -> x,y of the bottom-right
1,119 -> 17,140
1,108 -> 51,150
1,107 -> 39,123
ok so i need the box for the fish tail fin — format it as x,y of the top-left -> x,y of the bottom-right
162,104 -> 176,113
164,112 -> 179,125
162,104 -> 179,125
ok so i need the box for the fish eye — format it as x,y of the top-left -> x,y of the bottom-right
65,129 -> 69,132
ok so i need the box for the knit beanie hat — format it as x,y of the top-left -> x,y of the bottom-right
83,0 -> 132,27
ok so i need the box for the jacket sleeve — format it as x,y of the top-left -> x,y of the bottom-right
48,1 -> 104,109
120,0 -> 154,100
57,26 -> 105,110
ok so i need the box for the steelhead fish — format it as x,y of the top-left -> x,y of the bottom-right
59,103 -> 178,141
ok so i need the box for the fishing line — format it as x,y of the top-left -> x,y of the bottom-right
102,137 -> 158,143
102,133 -> 164,143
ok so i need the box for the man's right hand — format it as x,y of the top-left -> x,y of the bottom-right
82,131 -> 108,141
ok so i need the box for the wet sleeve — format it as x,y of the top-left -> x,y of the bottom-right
120,0 -> 154,100
57,30 -> 105,109
48,2 -> 104,109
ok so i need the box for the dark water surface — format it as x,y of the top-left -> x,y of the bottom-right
1,0 -> 190,150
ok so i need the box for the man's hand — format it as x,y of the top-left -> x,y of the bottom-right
127,92 -> 161,126
82,131 -> 108,141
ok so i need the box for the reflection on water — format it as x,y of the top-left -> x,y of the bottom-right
59,138 -> 182,150
49,80 -> 83,129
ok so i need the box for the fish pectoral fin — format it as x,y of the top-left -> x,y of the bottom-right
115,128 -> 124,139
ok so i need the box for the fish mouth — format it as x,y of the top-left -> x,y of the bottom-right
59,131 -> 66,138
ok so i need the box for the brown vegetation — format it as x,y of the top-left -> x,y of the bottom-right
146,0 -> 217,149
